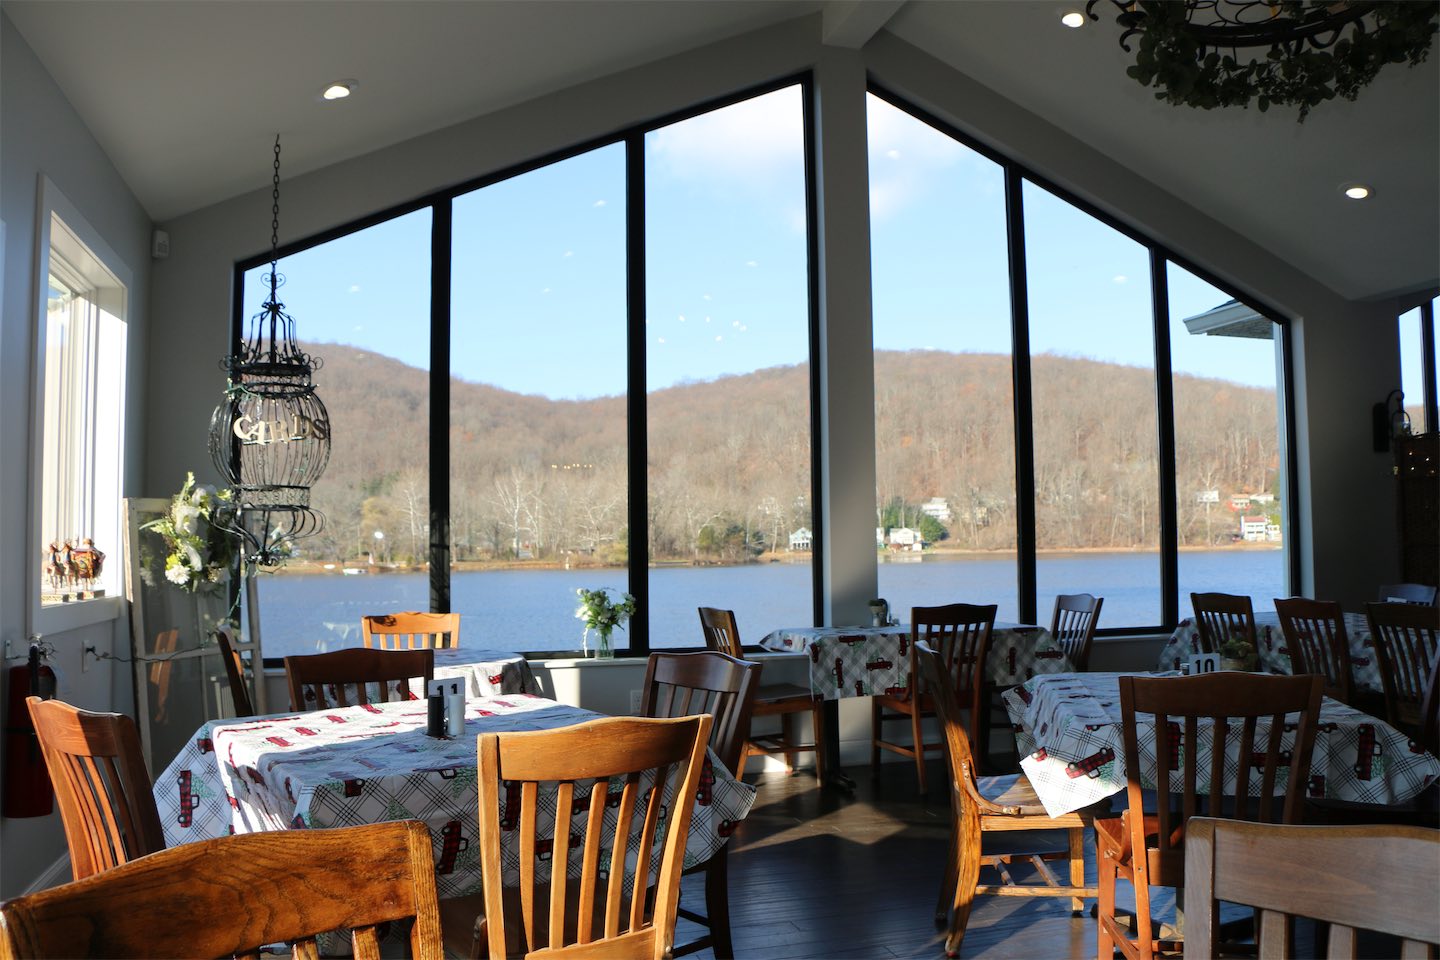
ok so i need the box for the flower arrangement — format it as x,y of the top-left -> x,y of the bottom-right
575,587 -> 636,659
1219,632 -> 1257,670
142,473 -> 240,592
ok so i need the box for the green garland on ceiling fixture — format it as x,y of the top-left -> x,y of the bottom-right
1086,1 -> 1439,121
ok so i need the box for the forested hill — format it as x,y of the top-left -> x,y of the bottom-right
302,343 -> 1279,564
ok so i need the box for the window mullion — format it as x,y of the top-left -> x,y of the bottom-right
1150,252 -> 1179,628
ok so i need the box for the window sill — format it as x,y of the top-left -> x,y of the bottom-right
33,594 -> 124,636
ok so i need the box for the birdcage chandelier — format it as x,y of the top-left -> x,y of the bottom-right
208,135 -> 331,565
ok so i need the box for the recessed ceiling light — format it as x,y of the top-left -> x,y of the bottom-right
321,80 -> 355,101
1341,183 -> 1372,200
1061,10 -> 1086,28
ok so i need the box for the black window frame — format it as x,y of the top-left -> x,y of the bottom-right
234,74 -> 822,664
866,83 -> 1301,635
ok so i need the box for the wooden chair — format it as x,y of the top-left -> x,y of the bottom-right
917,642 -> 1098,959
1421,653 -> 1440,757
872,603 -> 995,796
1048,593 -> 1103,672
362,611 -> 462,649
214,625 -> 255,717
698,607 -> 824,783
1189,591 -> 1257,655
1095,672 -> 1323,960
284,647 -> 435,710
1183,818 -> 1440,959
1365,600 -> 1440,735
641,652 -> 761,959
25,698 -> 165,883
0,820 -> 443,959
1377,582 -> 1439,606
474,714 -> 713,960
1274,597 -> 1355,705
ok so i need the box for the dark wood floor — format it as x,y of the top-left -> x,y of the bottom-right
678,761 -> 1414,960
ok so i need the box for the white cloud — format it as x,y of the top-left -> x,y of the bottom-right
657,337 -> 666,344
647,87 -> 803,188
702,294 -> 712,301
348,284 -> 361,293
745,260 -> 759,268
593,199 -> 607,208
678,314 -> 686,322
732,320 -> 741,328
715,335 -> 723,342
886,149 -> 901,160
541,287 -> 551,294
563,250 -> 574,258
1113,275 -> 1128,284
866,93 -> 969,221
705,316 -> 711,323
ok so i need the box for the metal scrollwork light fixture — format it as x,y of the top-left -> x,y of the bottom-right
208,134 -> 331,565
1086,1 -> 1438,121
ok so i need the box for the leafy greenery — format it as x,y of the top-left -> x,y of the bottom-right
142,473 -> 239,592
1118,1 -> 1437,121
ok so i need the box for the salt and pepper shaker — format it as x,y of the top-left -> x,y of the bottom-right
426,692 -> 446,738
445,689 -> 465,737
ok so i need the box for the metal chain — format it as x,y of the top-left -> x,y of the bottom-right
270,134 -> 281,254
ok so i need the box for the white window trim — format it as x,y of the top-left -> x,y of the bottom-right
28,176 -> 130,636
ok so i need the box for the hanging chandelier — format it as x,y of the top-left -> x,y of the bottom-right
208,135 -> 331,565
1085,1 -> 1438,120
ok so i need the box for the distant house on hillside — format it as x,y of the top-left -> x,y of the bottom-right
788,527 -> 812,551
920,497 -> 952,523
1249,492 -> 1275,504
1229,495 -> 1253,511
1240,515 -> 1268,542
888,527 -> 923,550
876,527 -> 885,548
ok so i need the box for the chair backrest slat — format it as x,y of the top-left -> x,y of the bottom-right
1365,601 -> 1440,733
1184,818 -> 1440,960
0,821 -> 443,959
640,651 -> 760,775
284,647 -> 435,711
1190,592 -> 1256,654
362,611 -> 461,650
27,698 -> 165,882
1049,593 -> 1103,671
697,607 -> 743,659
476,715 -> 712,960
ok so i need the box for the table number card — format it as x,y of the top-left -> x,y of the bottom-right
1187,653 -> 1220,675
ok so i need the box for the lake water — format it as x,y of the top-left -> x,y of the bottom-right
252,549 -> 1286,659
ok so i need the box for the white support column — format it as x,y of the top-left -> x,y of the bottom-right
813,48 -> 878,628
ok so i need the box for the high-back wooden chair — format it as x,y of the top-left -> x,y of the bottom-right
917,642 -> 1098,959
698,607 -> 824,784
1377,582 -> 1439,606
362,611 -> 462,650
26,697 -> 165,882
641,652 -> 761,959
1365,600 -> 1440,735
474,714 -> 712,960
1189,591 -> 1257,655
0,820 -> 443,959
215,625 -> 255,717
1183,818 -> 1440,959
1096,672 -> 1323,960
1048,593 -> 1103,672
284,647 -> 435,710
872,603 -> 996,796
1421,653 -> 1440,757
1274,597 -> 1355,705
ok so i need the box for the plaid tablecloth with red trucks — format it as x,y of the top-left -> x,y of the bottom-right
1155,611 -> 1383,694
759,623 -> 1074,700
1003,672 -> 1439,818
155,695 -> 756,899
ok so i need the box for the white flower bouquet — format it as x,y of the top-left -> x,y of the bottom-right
575,586 -> 636,658
142,473 -> 240,592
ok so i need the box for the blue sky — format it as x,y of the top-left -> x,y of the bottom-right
253,87 -> 1420,402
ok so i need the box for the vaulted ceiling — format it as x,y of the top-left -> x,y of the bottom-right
6,0 -> 1436,302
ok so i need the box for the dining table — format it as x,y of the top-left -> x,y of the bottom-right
1156,611 -> 1383,693
155,693 -> 756,901
1003,671 -> 1440,818
758,622 -> 1075,788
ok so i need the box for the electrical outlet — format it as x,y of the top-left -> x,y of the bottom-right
83,645 -> 96,672
629,689 -> 643,714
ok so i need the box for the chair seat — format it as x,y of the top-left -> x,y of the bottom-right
754,683 -> 815,707
975,773 -> 1096,825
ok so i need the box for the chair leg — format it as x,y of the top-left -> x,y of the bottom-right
945,810 -> 981,959
810,699 -> 826,784
870,697 -> 882,771
1097,850 -> 1116,960
704,847 -> 733,960
910,704 -> 927,795
1068,826 -> 1086,915
781,712 -> 796,775
935,816 -> 960,926
1133,865 -> 1154,960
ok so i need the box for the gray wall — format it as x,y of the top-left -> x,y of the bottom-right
0,12 -> 153,898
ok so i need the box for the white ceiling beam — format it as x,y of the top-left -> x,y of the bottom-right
821,0 -> 906,49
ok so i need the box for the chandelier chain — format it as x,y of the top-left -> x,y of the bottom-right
270,134 -> 281,257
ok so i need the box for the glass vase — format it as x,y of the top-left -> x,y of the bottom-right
595,626 -> 615,659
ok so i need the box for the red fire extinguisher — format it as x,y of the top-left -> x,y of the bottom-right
3,642 -> 57,818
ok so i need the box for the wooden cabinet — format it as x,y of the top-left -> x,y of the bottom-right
1395,434 -> 1439,587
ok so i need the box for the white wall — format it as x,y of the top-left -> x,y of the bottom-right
0,13 -> 153,899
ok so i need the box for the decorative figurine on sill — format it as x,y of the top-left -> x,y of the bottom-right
70,538 -> 105,598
